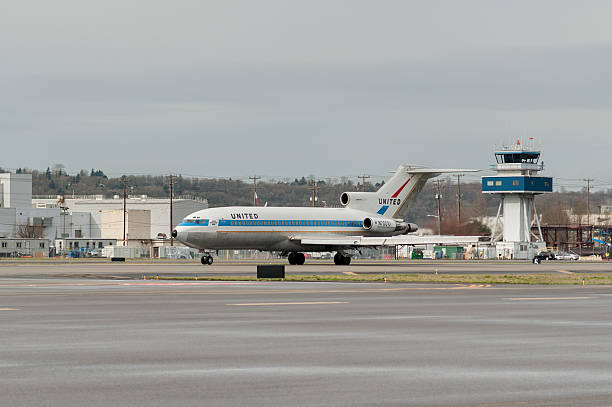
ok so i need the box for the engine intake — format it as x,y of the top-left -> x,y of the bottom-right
340,192 -> 350,206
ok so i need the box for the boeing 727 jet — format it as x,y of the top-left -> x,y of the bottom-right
173,165 -> 474,265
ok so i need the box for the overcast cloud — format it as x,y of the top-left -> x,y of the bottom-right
1,0 -> 612,183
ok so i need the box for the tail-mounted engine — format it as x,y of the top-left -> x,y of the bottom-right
363,217 -> 398,233
394,221 -> 419,234
363,217 -> 419,234
340,192 -> 371,207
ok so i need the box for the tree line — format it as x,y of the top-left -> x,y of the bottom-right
4,166 -> 608,234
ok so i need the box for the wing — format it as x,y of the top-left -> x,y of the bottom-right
290,234 -> 483,248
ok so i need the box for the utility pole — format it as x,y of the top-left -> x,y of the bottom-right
358,174 -> 371,192
310,180 -> 318,207
169,174 -> 174,246
249,176 -> 261,206
456,174 -> 464,224
584,178 -> 593,226
434,180 -> 442,235
121,176 -> 127,247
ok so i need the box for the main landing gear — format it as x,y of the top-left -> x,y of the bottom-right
200,254 -> 214,265
334,252 -> 351,265
288,252 -> 305,265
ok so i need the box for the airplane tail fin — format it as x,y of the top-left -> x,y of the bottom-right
341,165 -> 477,219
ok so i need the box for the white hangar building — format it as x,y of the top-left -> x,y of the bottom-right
0,172 -> 208,242
32,195 -> 208,240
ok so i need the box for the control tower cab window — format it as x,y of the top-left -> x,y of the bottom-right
495,153 -> 540,164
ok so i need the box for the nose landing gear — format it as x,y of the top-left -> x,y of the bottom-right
200,255 -> 214,265
288,252 -> 306,265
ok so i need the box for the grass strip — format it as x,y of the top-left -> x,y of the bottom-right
153,273 -> 612,285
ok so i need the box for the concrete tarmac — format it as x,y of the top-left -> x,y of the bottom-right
0,260 -> 611,279
1,277 -> 612,406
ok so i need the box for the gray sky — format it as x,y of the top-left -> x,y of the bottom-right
2,0 -> 612,186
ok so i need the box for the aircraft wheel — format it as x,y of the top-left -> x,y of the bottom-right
288,252 -> 296,265
334,253 -> 343,265
334,252 -> 351,265
207,256 -> 214,265
201,256 -> 208,265
295,253 -> 305,265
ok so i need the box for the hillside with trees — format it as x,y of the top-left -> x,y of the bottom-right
4,166 -> 607,234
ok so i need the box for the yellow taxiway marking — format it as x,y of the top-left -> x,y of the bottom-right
342,271 -> 358,275
0,308 -> 20,311
556,270 -> 573,274
227,301 -> 349,306
504,297 -> 593,301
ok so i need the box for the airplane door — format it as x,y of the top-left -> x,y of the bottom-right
209,218 -> 220,232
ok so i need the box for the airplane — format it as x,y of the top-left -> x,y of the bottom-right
172,165 -> 475,265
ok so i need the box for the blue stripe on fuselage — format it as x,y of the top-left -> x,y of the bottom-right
178,219 -> 209,226
219,219 -> 363,227
179,219 -> 363,228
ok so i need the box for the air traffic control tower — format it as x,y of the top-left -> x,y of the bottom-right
482,141 -> 552,259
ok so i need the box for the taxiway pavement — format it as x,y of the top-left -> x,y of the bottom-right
1,278 -> 612,406
0,260 -> 611,279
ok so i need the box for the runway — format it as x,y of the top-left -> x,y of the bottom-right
1,277 -> 612,406
0,260 -> 611,279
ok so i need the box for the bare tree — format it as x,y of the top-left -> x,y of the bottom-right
541,195 -> 570,225
15,224 -> 44,239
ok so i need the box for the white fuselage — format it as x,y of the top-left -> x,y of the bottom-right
174,206 -> 405,252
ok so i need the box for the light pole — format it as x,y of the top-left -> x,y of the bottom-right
168,175 -> 174,246
121,176 -> 134,247
310,180 -> 318,207
433,180 -> 443,235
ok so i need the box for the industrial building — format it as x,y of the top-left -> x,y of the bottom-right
54,238 -> 117,256
0,238 -> 50,258
32,195 -> 207,240
0,172 -> 208,256
0,173 -> 61,240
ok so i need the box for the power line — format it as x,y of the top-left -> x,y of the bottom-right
121,176 -> 127,247
310,180 -> 318,208
358,174 -> 371,192
456,174 -> 464,224
168,174 -> 174,247
433,179 -> 443,235
585,178 -> 593,226
249,176 -> 261,207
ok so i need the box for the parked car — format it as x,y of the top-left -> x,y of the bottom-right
533,251 -> 555,264
88,249 -> 102,258
555,251 -> 579,261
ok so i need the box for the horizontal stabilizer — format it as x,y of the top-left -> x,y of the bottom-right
407,168 -> 479,174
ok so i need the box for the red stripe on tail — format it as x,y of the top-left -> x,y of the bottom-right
391,177 -> 412,198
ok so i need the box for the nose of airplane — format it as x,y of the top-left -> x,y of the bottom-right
172,226 -> 188,243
